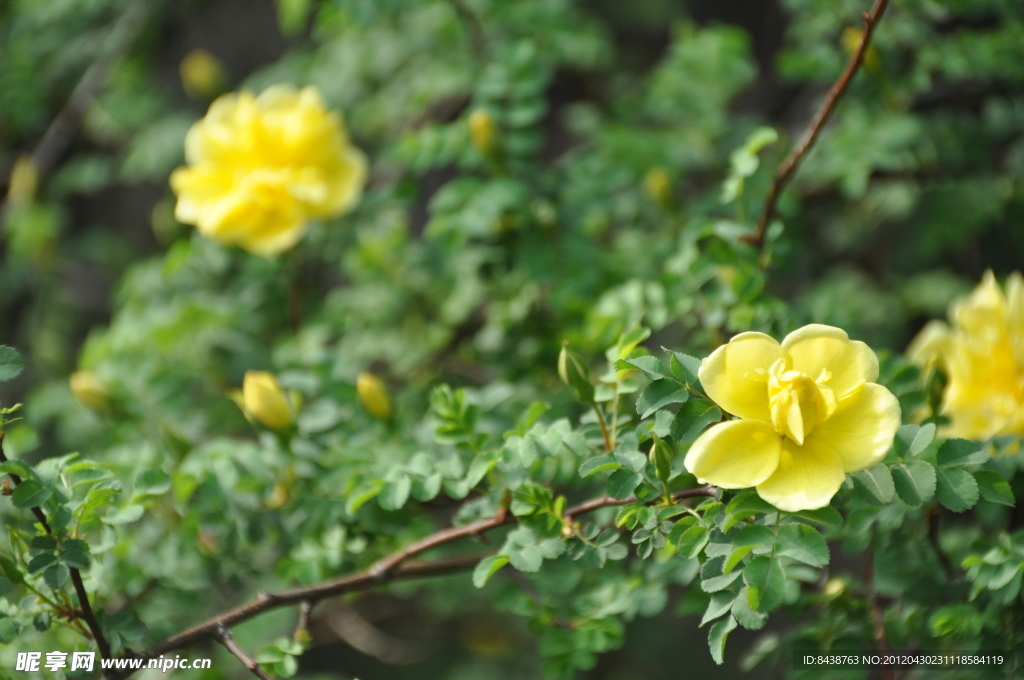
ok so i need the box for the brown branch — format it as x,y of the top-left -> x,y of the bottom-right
214,626 -> 275,680
292,600 -> 313,645
0,433 -> 112,660
747,0 -> 892,249
109,484 -> 718,678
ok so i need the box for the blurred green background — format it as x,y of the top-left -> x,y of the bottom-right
1,0 -> 1023,678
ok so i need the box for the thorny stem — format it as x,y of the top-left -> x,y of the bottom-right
747,0 -> 892,250
0,433 -> 112,660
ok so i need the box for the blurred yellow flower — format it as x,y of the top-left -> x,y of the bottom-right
357,372 -> 392,420
239,371 -> 293,430
643,167 -> 672,206
170,85 -> 367,256
841,26 -> 882,74
179,49 -> 228,100
69,371 -> 112,412
908,271 -> 1024,440
685,324 -> 901,512
6,155 -> 37,207
468,109 -> 497,155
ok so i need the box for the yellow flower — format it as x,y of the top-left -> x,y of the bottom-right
907,271 -> 1024,440
643,167 -> 672,206
684,324 -> 901,512
240,371 -> 293,430
468,109 -> 497,155
6,155 -> 37,207
179,49 -> 228,100
69,371 -> 112,412
170,85 -> 367,256
356,372 -> 392,420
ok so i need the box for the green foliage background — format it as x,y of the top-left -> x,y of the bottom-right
1,0 -> 1023,678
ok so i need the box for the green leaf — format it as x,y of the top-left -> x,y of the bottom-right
58,546 -> 90,570
731,587 -> 768,630
636,381 -> 688,419
790,506 -> 842,528
743,555 -> 785,612
701,590 -> 737,626
133,468 -> 172,498
11,480 -> 51,509
776,524 -> 829,568
411,473 -> 442,502
43,563 -> 69,590
466,454 -> 497,488
974,470 -> 1014,507
509,545 -> 543,572
935,467 -> 980,513
669,400 -> 722,444
668,351 -> 702,388
731,524 -> 774,549
0,460 -> 33,480
606,470 -> 642,500
937,439 -> 989,468
472,555 -> 510,588
708,615 -> 738,665
852,465 -> 895,506
701,556 -> 743,593
671,523 -> 709,558
723,545 -> 756,574
27,552 -> 57,574
891,461 -> 937,507
615,356 -> 671,380
893,423 -> 935,459
0,346 -> 23,382
345,482 -> 383,515
378,475 -> 412,511
0,556 -> 25,585
579,454 -> 620,478
559,344 -> 595,403
102,504 -> 145,525
723,493 -> 776,532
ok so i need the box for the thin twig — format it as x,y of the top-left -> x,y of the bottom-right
109,483 -> 718,677
214,626 -> 275,680
864,552 -> 894,680
747,0 -> 891,249
292,600 -> 313,644
0,433 -> 112,660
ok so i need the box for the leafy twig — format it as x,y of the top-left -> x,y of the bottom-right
0,433 -> 112,660
747,0 -> 892,249
214,626 -> 275,680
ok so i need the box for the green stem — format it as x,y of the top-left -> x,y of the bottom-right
592,403 -> 613,452
609,380 -> 621,447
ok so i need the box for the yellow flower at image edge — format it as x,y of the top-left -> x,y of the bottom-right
908,270 -> 1024,440
170,85 -> 367,256
239,371 -> 293,430
684,324 -> 901,512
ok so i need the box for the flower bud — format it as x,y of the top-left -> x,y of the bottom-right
179,49 -> 228,100
558,342 -> 594,404
468,109 -> 497,155
649,435 -> 674,483
241,371 -> 293,430
823,578 -> 846,598
69,371 -> 112,412
357,372 -> 393,420
7,156 -> 38,208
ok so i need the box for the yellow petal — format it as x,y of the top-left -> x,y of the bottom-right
781,324 -> 878,398
699,332 -> 781,421
808,383 -> 901,473
756,437 -> 845,512
906,320 -> 952,368
684,419 -> 782,489
242,371 -> 292,430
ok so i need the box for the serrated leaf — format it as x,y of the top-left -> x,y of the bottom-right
636,381 -> 688,419
579,454 -> 620,478
974,470 -> 1014,507
731,524 -> 774,549
668,351 -> 702,387
378,475 -> 412,511
708,615 -> 737,665
891,461 -> 937,507
723,545 -> 756,574
731,587 -> 768,630
43,563 -> 69,590
27,553 -> 57,574
472,555 -> 509,588
0,346 -> 23,382
411,473 -> 442,502
852,465 -> 895,506
790,506 -> 842,528
701,590 -> 737,626
133,468 -> 171,497
776,524 -> 829,567
606,469 -> 642,500
937,439 -> 988,468
466,455 -> 497,488
671,523 -> 709,558
744,555 -> 785,612
58,548 -> 90,570
509,545 -> 543,572
0,557 -> 25,585
701,556 -> 743,592
0,461 -> 33,480
722,493 -> 776,532
670,400 -> 721,444
935,467 -> 980,513
894,423 -> 935,459
345,482 -> 383,515
615,356 -> 671,380
11,480 -> 51,509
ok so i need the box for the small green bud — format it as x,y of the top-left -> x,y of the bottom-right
558,342 -> 595,404
649,434 -> 674,484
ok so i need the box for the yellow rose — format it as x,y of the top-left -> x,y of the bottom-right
240,371 -> 293,430
356,372 -> 392,420
170,85 -> 367,256
907,271 -> 1024,440
684,324 -> 901,512
179,49 -> 228,100
69,371 -> 112,412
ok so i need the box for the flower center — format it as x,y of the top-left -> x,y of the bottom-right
752,359 -> 838,445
